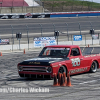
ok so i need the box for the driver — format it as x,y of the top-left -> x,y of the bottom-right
70,51 -> 73,56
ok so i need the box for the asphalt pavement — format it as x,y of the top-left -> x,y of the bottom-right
0,16 -> 100,38
0,49 -> 100,100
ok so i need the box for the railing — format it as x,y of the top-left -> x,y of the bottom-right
0,21 -> 100,50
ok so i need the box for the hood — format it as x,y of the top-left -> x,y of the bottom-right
19,57 -> 69,66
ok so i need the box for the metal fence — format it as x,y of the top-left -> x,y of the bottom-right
0,20 -> 100,50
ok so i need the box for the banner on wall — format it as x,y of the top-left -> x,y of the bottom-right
0,39 -> 9,45
73,35 -> 82,41
92,34 -> 98,39
34,37 -> 56,47
0,13 -> 50,19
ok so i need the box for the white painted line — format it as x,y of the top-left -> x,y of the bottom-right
79,78 -> 100,85
1,30 -> 100,37
79,80 -> 97,84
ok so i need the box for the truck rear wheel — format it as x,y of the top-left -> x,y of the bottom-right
90,61 -> 97,73
58,66 -> 66,74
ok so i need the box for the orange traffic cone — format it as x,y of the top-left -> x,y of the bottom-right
0,52 -> 2,56
60,74 -> 66,86
63,72 -> 67,86
58,73 -> 61,86
53,73 -> 58,86
67,72 -> 72,87
24,49 -> 25,54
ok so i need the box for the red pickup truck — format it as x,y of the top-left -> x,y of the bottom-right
17,45 -> 100,79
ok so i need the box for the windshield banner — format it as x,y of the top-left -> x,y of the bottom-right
34,37 -> 57,47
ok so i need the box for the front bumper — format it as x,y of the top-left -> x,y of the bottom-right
19,73 -> 52,79
17,65 -> 58,79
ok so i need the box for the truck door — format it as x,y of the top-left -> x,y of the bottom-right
69,48 -> 84,69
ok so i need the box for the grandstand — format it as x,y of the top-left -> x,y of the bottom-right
0,0 -> 44,14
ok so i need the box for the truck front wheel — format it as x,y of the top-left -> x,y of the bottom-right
58,66 -> 66,74
90,61 -> 97,73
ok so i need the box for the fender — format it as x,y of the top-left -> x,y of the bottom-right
90,59 -> 99,68
56,62 -> 68,74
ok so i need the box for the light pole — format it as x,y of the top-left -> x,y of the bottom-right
0,2 -> 2,14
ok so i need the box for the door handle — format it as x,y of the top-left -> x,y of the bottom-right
80,58 -> 83,60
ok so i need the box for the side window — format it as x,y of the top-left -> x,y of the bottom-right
44,50 -> 50,55
70,48 -> 80,56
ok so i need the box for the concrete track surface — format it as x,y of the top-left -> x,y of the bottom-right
0,49 -> 100,100
1,16 -> 100,38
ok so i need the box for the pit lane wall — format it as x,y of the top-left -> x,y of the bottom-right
50,11 -> 100,18
0,39 -> 100,51
1,11 -> 100,19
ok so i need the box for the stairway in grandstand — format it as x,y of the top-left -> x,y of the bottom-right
25,0 -> 39,6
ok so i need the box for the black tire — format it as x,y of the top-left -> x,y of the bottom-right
58,66 -> 66,74
90,61 -> 97,73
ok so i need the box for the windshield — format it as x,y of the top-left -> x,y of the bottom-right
39,47 -> 70,58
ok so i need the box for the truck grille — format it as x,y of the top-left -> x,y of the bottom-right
19,74 -> 51,79
22,66 -> 47,73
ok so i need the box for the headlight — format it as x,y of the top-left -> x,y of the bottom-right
46,67 -> 52,73
18,66 -> 23,71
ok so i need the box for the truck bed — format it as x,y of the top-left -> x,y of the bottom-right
80,47 -> 100,56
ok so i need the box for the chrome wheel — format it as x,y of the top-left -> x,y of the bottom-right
90,61 -> 97,73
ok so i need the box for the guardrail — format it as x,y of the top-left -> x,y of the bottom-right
0,11 -> 100,19
50,11 -> 100,18
0,13 -> 50,19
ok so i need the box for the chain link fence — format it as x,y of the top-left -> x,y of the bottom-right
0,20 -> 100,50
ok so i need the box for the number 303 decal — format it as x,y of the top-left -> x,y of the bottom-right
71,58 -> 80,67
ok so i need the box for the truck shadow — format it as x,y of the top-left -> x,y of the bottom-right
8,71 -> 98,82
7,77 -> 52,82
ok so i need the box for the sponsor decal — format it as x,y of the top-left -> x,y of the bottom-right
48,48 -> 64,50
52,65 -> 58,67
71,58 -> 80,67
84,54 -> 96,58
97,54 -> 100,56
11,15 -> 19,19
29,62 -> 40,64
34,37 -> 56,47
0,15 -> 8,19
34,62 -> 40,64
69,67 -> 87,74
25,58 -> 62,61
34,37 -> 55,41
92,34 -> 98,39
24,13 -> 32,18
37,15 -> 45,18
